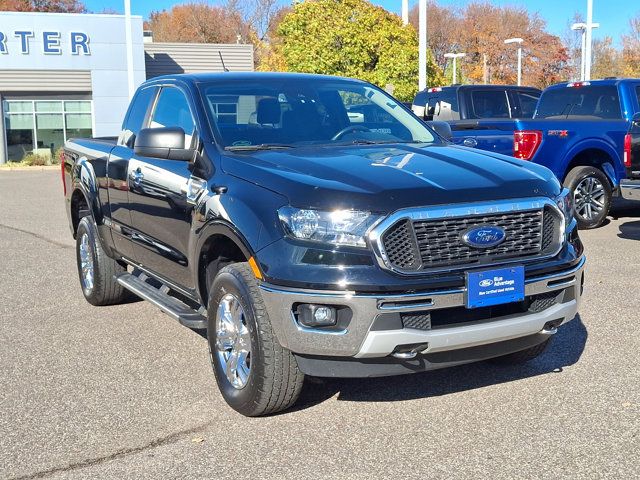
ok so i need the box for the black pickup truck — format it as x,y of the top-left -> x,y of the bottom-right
62,73 -> 585,416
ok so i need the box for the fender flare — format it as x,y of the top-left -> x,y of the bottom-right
561,139 -> 621,187
192,220 -> 257,303
71,157 -> 104,227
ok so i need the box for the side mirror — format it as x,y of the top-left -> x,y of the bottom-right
134,127 -> 194,161
428,120 -> 453,141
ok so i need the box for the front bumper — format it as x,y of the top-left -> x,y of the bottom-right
259,256 -> 585,362
620,179 -> 640,201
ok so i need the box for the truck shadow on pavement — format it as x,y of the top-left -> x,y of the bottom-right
293,315 -> 588,410
617,220 -> 640,240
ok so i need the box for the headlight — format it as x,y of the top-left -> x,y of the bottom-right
278,207 -> 382,247
555,188 -> 573,221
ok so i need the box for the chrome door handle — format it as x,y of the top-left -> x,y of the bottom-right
130,169 -> 144,185
463,138 -> 478,148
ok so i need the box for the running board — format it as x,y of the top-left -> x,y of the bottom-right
115,271 -> 207,330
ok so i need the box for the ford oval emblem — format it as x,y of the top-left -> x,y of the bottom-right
462,225 -> 506,249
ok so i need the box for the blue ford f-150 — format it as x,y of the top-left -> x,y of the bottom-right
62,72 -> 585,416
415,79 -> 640,229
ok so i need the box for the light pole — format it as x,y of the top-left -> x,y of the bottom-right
124,0 -> 135,99
418,0 -> 427,90
444,53 -> 465,85
504,37 -> 523,86
401,0 -> 408,25
572,22 -> 599,81
585,0 -> 593,80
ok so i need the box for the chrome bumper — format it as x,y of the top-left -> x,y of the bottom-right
620,179 -> 640,201
259,256 -> 585,358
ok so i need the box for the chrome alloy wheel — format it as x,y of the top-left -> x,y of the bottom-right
79,233 -> 94,291
574,176 -> 605,220
215,293 -> 252,389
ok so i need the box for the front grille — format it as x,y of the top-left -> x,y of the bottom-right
382,207 -> 560,272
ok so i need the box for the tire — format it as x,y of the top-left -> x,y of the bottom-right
564,166 -> 612,229
488,338 -> 551,365
207,263 -> 304,416
75,216 -> 130,306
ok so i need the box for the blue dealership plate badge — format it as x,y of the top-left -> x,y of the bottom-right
462,225 -> 506,249
466,266 -> 525,309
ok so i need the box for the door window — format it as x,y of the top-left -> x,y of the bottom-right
121,86 -> 156,146
150,87 -> 196,148
470,90 -> 510,118
425,91 -> 459,121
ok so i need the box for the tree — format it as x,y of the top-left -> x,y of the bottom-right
622,14 -> 640,77
0,0 -> 85,12
225,0 -> 285,42
561,12 -> 585,81
261,0 -> 444,101
591,36 -> 623,79
146,2 -> 251,44
409,0 -> 462,71
457,2 -> 569,87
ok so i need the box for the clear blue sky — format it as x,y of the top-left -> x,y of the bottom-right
85,0 -> 639,43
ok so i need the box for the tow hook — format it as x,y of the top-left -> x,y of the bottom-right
392,343 -> 430,359
541,319 -> 563,335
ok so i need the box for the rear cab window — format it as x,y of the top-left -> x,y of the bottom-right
468,90 -> 510,119
513,90 -> 540,118
535,85 -> 622,119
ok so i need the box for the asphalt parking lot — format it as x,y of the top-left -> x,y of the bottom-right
1,168 -> 639,479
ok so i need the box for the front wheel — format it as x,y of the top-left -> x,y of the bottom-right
207,263 -> 304,416
564,166 -> 612,229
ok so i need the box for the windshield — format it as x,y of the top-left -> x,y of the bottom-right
535,85 -> 621,119
199,78 -> 437,149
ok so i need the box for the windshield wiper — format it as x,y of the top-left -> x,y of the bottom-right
335,139 -> 401,146
225,143 -> 295,151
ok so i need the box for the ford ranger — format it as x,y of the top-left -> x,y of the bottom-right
62,73 -> 585,416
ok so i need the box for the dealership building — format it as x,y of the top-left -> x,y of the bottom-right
0,11 -> 254,164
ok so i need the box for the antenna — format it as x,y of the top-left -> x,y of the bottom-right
218,51 -> 229,72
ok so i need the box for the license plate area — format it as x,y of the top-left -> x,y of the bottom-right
466,266 -> 525,309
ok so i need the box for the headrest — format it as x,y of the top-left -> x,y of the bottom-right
257,98 -> 281,125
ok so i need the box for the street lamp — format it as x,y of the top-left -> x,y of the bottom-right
571,22 -> 599,81
504,38 -> 523,86
444,53 -> 466,85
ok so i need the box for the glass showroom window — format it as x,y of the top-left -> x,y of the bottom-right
3,100 -> 93,162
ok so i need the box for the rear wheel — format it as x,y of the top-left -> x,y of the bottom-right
207,263 -> 304,416
75,216 -> 130,306
564,166 -> 612,229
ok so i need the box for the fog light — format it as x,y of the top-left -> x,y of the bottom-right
296,304 -> 337,327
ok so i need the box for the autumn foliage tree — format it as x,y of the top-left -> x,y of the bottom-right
261,0 -> 444,101
0,0 -> 85,12
146,2 -> 251,44
622,15 -> 640,77
409,1 -> 569,88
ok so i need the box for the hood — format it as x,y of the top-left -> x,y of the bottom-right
221,144 -> 561,213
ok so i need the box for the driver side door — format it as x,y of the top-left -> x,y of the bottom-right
127,85 -> 199,289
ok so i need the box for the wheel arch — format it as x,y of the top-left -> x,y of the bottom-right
70,157 -> 104,236
562,141 -> 620,188
195,221 -> 256,305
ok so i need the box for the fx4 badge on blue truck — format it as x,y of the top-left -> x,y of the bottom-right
62,73 -> 586,416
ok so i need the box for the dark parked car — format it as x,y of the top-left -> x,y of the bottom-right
62,73 -> 585,416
